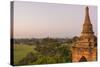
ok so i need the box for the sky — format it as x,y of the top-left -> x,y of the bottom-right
13,1 -> 97,38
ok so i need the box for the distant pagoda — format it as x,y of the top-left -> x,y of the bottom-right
72,6 -> 97,62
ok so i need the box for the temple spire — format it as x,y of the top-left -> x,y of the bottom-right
84,6 -> 91,24
81,6 -> 94,35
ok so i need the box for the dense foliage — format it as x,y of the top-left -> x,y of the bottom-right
14,37 -> 74,65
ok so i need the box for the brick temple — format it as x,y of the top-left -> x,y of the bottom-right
72,7 -> 97,62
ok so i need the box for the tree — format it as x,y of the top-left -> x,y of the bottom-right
72,36 -> 79,43
18,52 -> 37,65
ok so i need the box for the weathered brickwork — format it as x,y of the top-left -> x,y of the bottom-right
72,7 -> 97,62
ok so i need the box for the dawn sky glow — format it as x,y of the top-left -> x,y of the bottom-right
13,1 -> 97,38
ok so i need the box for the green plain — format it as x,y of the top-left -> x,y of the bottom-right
14,44 -> 35,65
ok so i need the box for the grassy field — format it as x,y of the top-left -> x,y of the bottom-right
14,44 -> 36,65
